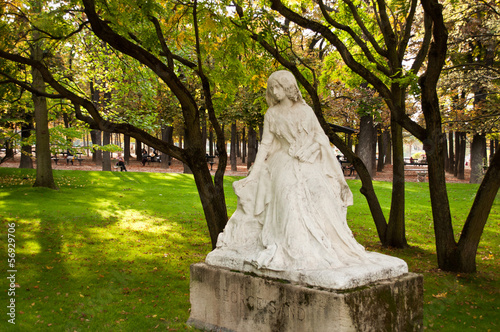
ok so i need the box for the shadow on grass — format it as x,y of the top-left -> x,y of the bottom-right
0,169 -> 210,330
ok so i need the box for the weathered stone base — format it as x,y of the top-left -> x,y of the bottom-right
187,263 -> 423,332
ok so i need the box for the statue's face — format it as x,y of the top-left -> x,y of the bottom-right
269,81 -> 286,102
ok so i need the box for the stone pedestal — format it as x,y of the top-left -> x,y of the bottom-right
187,263 -> 423,332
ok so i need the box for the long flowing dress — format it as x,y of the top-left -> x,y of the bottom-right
206,101 -> 407,288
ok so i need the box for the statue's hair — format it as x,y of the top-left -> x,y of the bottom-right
266,70 -> 304,107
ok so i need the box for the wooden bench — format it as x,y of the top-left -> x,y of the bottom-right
405,168 -> 428,182
52,153 -> 83,166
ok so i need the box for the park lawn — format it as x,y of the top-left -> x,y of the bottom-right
0,167 -> 498,331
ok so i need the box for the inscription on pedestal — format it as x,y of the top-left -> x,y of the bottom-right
214,283 -> 306,322
187,263 -> 423,332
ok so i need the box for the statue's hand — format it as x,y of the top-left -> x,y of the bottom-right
295,142 -> 320,163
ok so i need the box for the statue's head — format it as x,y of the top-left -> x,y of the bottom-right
266,70 -> 303,107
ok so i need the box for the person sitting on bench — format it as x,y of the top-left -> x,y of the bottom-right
116,153 -> 127,172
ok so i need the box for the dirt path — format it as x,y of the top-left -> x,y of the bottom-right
0,155 -> 471,183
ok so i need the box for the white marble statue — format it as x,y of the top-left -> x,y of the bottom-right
205,70 -> 407,289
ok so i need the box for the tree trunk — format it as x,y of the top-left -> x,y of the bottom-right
452,146 -> 500,272
489,139 -> 496,166
371,125 -> 377,173
136,139 -> 142,161
358,115 -> 375,178
457,132 -> 466,180
448,131 -> 454,173
102,131 -> 111,171
230,122 -> 237,171
336,138 -> 388,244
209,128 -> 214,157
384,130 -> 391,165
2,140 -> 14,162
188,151 -> 228,248
91,130 -> 102,164
124,135 -> 130,163
201,108 -> 207,150
236,130 -> 241,158
454,131 -> 460,177
377,128 -> 385,172
241,127 -> 246,164
161,125 -> 173,169
31,28 -> 57,189
443,133 -> 449,171
247,126 -> 257,169
19,121 -> 34,169
470,133 -> 486,184
419,39 -> 457,272
386,120 -> 408,247
454,132 -> 466,179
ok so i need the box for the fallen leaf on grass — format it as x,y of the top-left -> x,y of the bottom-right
432,292 -> 447,298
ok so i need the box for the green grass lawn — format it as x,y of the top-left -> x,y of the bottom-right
0,167 -> 498,331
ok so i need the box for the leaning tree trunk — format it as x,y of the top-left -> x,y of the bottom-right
189,153 -> 228,248
455,147 -> 500,272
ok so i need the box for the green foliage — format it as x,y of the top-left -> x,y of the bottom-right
93,143 -> 122,153
391,70 -> 420,96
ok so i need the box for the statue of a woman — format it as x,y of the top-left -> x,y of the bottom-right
206,70 -> 406,288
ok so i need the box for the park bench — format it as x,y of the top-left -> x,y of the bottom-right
405,168 -> 428,182
66,155 -> 84,166
338,159 -> 355,176
113,159 -> 128,171
145,155 -> 161,165
51,154 -> 82,166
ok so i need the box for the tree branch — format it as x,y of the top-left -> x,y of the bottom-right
411,11 -> 433,73
318,0 -> 390,75
269,0 -> 393,102
0,48 -> 186,162
149,16 -> 174,69
398,0 -> 419,63
341,0 -> 388,58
